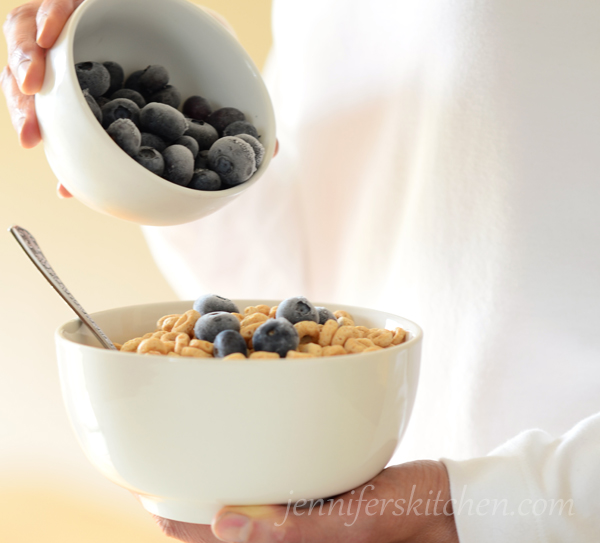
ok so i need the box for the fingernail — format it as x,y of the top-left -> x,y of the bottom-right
17,60 -> 31,88
214,512 -> 252,542
36,13 -> 47,43
57,182 -> 66,199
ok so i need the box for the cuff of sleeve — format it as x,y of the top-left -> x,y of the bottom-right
441,455 -> 545,543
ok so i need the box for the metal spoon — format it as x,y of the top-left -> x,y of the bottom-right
9,225 -> 117,350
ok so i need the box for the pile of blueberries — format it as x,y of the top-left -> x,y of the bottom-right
192,295 -> 336,358
75,61 -> 265,191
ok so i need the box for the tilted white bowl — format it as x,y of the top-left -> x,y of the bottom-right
36,0 -> 276,226
55,300 -> 422,524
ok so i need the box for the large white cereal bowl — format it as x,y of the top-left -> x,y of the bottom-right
55,300 -> 422,524
36,0 -> 276,226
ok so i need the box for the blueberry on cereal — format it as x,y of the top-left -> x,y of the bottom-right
194,311 -> 240,343
134,147 -> 164,176
193,294 -> 239,315
162,145 -> 194,186
75,61 -> 110,97
316,307 -> 337,325
106,118 -> 141,156
111,88 -> 146,108
276,296 -> 319,325
214,330 -> 248,358
102,98 -> 140,128
252,318 -> 299,358
207,136 -> 256,185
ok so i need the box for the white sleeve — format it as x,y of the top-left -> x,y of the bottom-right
441,412 -> 600,542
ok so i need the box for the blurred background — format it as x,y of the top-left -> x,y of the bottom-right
0,0 -> 272,540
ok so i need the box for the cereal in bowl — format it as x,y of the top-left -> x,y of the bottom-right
116,295 -> 407,359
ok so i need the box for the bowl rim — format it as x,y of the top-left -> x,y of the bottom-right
55,299 -> 423,364
54,0 -> 275,201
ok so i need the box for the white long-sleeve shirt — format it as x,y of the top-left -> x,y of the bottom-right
143,0 -> 600,540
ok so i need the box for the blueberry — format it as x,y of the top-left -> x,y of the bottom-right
189,169 -> 222,191
102,61 -> 124,95
174,135 -> 199,158
134,146 -> 164,176
111,88 -> 146,108
223,120 -> 259,139
183,95 -> 212,121
207,136 -> 256,185
316,307 -> 337,325
184,119 -> 219,151
82,89 -> 102,123
96,96 -> 111,107
236,134 -> 265,168
106,119 -> 141,156
194,311 -> 240,343
124,69 -> 144,93
213,330 -> 248,358
101,98 -> 140,128
140,103 -> 187,141
75,61 -> 110,98
207,107 -> 245,136
139,65 -> 169,94
193,294 -> 239,315
162,145 -> 194,186
195,150 -> 209,169
149,85 -> 181,109
141,132 -> 167,152
252,319 -> 299,358
276,296 -> 319,324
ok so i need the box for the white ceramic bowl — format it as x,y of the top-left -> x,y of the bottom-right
36,0 -> 276,226
55,300 -> 422,524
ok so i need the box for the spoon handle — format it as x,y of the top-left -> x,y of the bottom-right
9,225 -> 117,350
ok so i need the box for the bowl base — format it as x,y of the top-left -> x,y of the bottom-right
139,495 -> 222,525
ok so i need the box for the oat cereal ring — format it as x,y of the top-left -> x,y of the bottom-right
240,312 -> 268,328
286,350 -> 312,358
142,332 -> 154,339
294,321 -> 320,344
113,342 -> 122,351
244,305 -> 270,316
175,333 -> 190,354
121,337 -> 143,352
334,310 -> 354,321
240,322 -> 263,341
223,353 -> 246,360
391,327 -> 407,345
363,346 -> 383,352
367,329 -> 394,348
161,316 -> 180,332
232,313 -> 244,322
145,350 -> 163,355
157,314 -> 180,329
337,316 -> 354,327
268,305 -> 278,319
190,339 -> 214,355
172,310 -> 201,336
318,319 -> 339,346
322,345 -> 347,356
152,331 -> 167,339
181,347 -> 212,358
298,343 -> 323,357
138,338 -> 169,355
331,326 -> 363,347
355,326 -> 369,334
249,351 -> 280,359
161,331 -> 179,342
345,338 -> 370,354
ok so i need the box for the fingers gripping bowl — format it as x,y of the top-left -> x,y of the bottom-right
35,0 -> 276,226
55,300 -> 422,524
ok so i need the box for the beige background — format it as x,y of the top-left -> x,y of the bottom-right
0,1 -> 272,540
